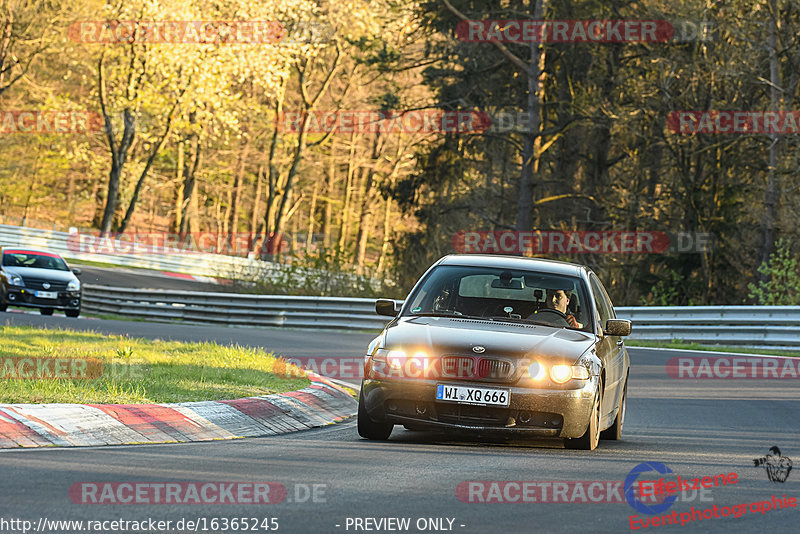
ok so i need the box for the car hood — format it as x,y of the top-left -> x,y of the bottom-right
2,266 -> 78,283
383,316 -> 595,364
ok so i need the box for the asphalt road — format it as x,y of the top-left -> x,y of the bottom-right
1,314 -> 798,533
74,265 -> 237,292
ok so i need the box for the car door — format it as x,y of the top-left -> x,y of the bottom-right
589,273 -> 624,424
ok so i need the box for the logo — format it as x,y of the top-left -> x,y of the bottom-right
472,346 -> 486,354
625,462 -> 677,515
42,282 -> 50,289
753,447 -> 793,483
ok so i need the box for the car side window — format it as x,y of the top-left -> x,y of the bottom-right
593,275 -> 616,319
589,274 -> 612,330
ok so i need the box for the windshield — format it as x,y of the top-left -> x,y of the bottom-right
1,251 -> 69,271
403,264 -> 592,332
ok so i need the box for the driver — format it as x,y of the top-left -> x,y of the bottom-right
536,289 -> 583,328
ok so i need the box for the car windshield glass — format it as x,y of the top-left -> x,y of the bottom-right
404,265 -> 592,332
2,251 -> 69,271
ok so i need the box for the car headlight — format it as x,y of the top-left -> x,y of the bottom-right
9,274 -> 24,287
369,348 -> 430,378
67,280 -> 80,291
550,364 -> 590,384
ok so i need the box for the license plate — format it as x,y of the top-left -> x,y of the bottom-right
35,291 -> 58,300
436,384 -> 510,406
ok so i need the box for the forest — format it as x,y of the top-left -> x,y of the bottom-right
1,0 -> 799,305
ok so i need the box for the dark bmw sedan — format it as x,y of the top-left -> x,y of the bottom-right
0,248 -> 82,317
358,254 -> 631,450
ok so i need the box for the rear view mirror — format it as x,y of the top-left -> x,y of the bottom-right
375,299 -> 398,317
71,267 -> 82,275
490,278 -> 524,290
604,319 -> 632,337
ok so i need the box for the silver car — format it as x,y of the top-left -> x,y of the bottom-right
0,247 -> 82,317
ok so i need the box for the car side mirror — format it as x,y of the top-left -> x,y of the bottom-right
375,299 -> 398,317
604,319 -> 631,337
71,268 -> 82,275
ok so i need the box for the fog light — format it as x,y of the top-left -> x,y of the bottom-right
518,411 -> 531,424
70,299 -> 80,307
8,294 -> 16,301
388,402 -> 398,411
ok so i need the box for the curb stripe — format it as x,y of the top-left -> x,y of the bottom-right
0,374 -> 357,449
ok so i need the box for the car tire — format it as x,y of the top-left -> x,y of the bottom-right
65,309 -> 80,318
357,394 -> 393,440
564,389 -> 600,451
40,308 -> 54,316
600,377 -> 626,441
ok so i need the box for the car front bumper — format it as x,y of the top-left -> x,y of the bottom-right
361,377 -> 597,438
6,287 -> 81,310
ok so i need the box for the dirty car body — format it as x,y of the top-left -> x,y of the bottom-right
358,254 -> 632,450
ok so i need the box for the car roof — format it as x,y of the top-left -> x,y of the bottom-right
1,247 -> 65,258
437,254 -> 588,277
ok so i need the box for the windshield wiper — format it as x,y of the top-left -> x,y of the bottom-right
408,312 -> 481,319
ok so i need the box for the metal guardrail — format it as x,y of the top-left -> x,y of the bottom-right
614,306 -> 800,346
82,286 -> 391,330
0,224 -> 268,279
0,224 -> 384,290
81,286 -> 800,345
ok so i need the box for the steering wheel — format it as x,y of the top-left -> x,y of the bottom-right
529,308 -> 570,327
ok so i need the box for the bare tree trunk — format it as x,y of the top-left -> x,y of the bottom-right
117,97 -> 182,233
250,164 -> 264,253
760,0 -> 781,274
179,116 -> 202,234
516,0 -> 546,232
376,177 -> 395,275
265,48 -> 341,258
98,48 -> 137,235
261,82 -> 286,256
173,139 -> 185,232
306,178 -> 319,252
354,134 -> 386,270
338,130 -> 357,250
323,143 -> 335,248
228,138 -> 251,241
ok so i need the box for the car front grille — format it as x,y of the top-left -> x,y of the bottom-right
437,404 -> 509,426
440,355 -> 514,381
21,277 -> 69,291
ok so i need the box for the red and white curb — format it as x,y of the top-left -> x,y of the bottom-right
0,373 -> 356,448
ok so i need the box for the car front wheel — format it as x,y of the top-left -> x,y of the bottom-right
600,377 -> 626,441
564,389 -> 600,451
65,309 -> 80,318
40,308 -> 54,316
357,393 -> 393,440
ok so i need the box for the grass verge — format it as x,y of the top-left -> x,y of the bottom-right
0,325 -> 309,404
626,339 -> 800,357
